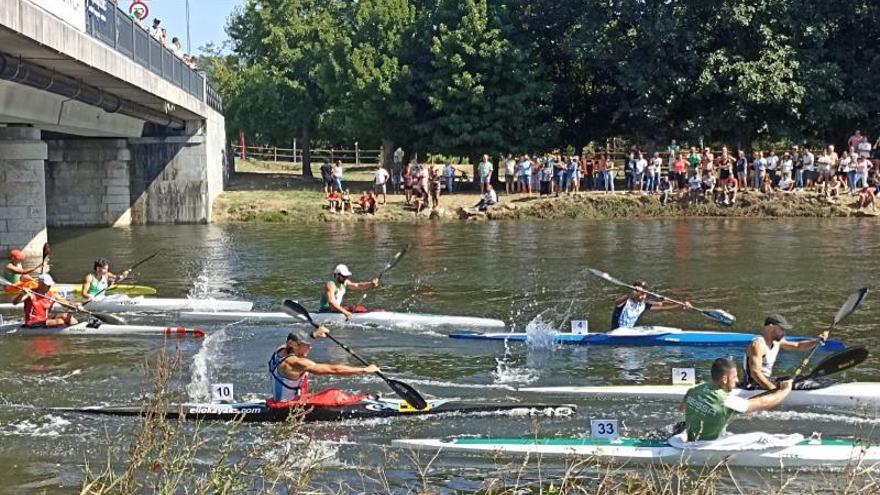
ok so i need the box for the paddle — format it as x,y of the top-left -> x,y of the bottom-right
281,299 -> 428,410
587,267 -> 736,326
86,250 -> 161,302
796,346 -> 868,383
791,288 -> 868,379
40,242 -> 50,274
0,277 -> 124,325
356,245 -> 409,307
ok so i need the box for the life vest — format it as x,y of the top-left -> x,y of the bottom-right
742,338 -> 781,388
318,280 -> 346,311
24,296 -> 54,326
268,350 -> 310,402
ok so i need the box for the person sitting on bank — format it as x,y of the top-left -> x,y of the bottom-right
741,314 -> 829,391
327,190 -> 342,212
13,274 -> 82,328
341,189 -> 353,213
319,264 -> 379,319
474,184 -> 498,211
681,356 -> 792,441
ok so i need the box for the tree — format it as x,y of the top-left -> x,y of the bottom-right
226,0 -> 349,176
419,0 -> 555,183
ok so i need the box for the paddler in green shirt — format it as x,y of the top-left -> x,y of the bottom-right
80,258 -> 130,302
318,264 -> 379,321
680,357 -> 792,441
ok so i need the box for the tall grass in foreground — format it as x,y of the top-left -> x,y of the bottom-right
80,346 -> 879,494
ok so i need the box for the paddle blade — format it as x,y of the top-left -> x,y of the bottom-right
802,346 -> 869,381
92,312 -> 125,325
587,267 -> 625,286
704,309 -> 736,326
42,243 -> 51,258
281,299 -> 318,328
832,289 -> 868,327
385,377 -> 428,410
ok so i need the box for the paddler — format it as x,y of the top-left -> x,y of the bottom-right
12,274 -> 82,328
80,258 -> 130,302
741,314 -> 830,390
681,356 -> 792,441
268,331 -> 379,402
3,249 -> 44,285
319,264 -> 379,319
610,281 -> 692,329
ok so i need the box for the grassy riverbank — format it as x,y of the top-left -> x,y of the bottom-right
214,163 -> 879,224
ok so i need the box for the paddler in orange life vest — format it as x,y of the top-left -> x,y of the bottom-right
12,274 -> 83,328
268,331 -> 379,402
80,258 -> 130,302
3,249 -> 44,285
319,264 -> 379,320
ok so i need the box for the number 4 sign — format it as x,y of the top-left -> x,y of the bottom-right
211,383 -> 234,402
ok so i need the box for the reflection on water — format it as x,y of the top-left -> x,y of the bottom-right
0,219 -> 877,492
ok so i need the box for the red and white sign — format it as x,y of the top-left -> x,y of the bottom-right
32,0 -> 87,32
129,1 -> 149,21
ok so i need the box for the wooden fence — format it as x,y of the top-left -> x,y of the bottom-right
232,144 -> 382,166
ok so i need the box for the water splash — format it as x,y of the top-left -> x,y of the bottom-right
0,414 -> 71,437
187,327 -> 230,402
523,314 -> 559,349
491,341 -> 539,385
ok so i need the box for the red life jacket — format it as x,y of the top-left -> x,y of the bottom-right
24,296 -> 54,326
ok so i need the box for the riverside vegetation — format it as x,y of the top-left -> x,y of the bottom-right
80,345 -> 880,494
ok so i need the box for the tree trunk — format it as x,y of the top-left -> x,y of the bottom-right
491,153 -> 501,187
382,138 -> 394,169
302,125 -> 313,178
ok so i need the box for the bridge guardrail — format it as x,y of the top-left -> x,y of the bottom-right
84,0 -> 220,113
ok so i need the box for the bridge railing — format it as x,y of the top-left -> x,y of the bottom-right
83,0 -> 220,113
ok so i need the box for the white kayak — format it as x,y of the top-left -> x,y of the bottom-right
0,321 -> 206,338
518,383 -> 880,408
393,432 -> 880,469
0,295 -> 252,314
178,310 -> 506,329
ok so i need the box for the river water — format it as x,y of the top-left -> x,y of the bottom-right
0,219 -> 877,493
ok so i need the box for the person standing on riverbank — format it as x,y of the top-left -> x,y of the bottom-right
373,164 -> 389,204
332,161 -> 344,192
518,156 -> 532,194
478,155 -> 493,193
320,161 -> 334,194
392,147 -> 404,193
735,150 -> 748,191
504,155 -> 516,194
444,162 -> 456,194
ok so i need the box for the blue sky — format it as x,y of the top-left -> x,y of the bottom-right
125,0 -> 243,54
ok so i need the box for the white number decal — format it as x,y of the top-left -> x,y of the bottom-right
570,320 -> 589,335
672,368 -> 696,385
211,383 -> 234,402
590,419 -> 620,440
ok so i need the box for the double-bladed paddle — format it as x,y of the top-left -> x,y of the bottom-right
85,250 -> 162,302
0,277 -> 124,325
587,267 -> 736,326
356,245 -> 409,307
796,346 -> 868,383
40,242 -> 50,274
281,298 -> 428,410
791,288 -> 868,379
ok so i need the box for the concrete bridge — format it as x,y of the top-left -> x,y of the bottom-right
0,0 -> 227,257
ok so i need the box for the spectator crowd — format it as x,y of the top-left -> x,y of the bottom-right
145,17 -> 198,69
319,130 -> 880,215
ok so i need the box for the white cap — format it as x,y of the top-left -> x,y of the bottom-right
37,273 -> 54,286
333,264 -> 352,277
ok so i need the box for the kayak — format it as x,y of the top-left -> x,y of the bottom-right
60,397 -> 576,423
178,310 -> 506,329
0,295 -> 252,313
392,434 -> 880,469
449,326 -> 845,350
0,321 -> 205,338
2,283 -> 157,298
55,283 -> 158,297
518,382 -> 880,408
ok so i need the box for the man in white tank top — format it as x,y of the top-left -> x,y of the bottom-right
742,314 -> 829,390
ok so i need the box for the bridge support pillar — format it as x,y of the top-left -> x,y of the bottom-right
0,126 -> 48,258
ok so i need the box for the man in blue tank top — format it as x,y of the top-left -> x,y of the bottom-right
610,281 -> 692,330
